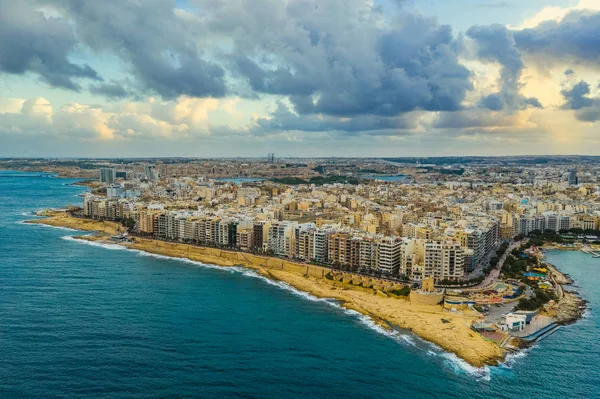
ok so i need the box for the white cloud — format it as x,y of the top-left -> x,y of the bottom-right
512,0 -> 600,29
0,98 -> 26,114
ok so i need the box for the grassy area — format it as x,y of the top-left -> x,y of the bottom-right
390,286 -> 411,297
516,288 -> 557,311
526,228 -> 600,246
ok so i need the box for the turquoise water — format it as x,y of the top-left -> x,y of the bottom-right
1,171 -> 597,398
215,177 -> 266,185
361,175 -> 407,182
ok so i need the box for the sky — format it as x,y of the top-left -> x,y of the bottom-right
1,0 -> 600,158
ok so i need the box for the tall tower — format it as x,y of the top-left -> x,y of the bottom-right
568,169 -> 578,186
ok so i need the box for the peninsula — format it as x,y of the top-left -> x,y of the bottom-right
18,156 -> 594,368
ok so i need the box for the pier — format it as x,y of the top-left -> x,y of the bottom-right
581,248 -> 600,258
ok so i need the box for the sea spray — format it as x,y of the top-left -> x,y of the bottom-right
500,345 -> 535,369
439,351 -> 492,381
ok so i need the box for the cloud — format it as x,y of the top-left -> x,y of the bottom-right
467,24 -> 542,111
513,10 -> 600,67
561,79 -> 600,122
2,0 -> 599,151
0,0 -> 100,90
561,81 -> 594,110
39,0 -> 226,99
201,0 -> 472,117
89,81 -> 130,100
432,109 -> 535,131
0,95 -> 231,141
252,101 -> 420,136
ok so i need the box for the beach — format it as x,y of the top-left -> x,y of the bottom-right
27,213 -> 505,367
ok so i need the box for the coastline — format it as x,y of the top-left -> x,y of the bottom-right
26,214 -> 590,368
26,214 -> 505,368
25,212 -> 124,236
543,260 -> 588,325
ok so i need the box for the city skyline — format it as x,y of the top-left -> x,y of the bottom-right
2,0 -> 600,157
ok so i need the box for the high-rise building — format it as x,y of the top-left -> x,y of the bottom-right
99,168 -> 116,184
376,237 -> 402,275
568,169 -> 578,186
106,184 -> 122,199
144,165 -> 157,180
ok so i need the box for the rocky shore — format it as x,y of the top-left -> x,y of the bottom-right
25,212 -> 124,236
27,214 -> 506,368
546,263 -> 588,325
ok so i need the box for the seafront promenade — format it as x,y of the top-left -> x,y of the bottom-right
26,207 -> 588,368
26,211 -> 506,367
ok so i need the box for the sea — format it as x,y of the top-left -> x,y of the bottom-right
1,170 -> 598,398
215,177 -> 266,185
360,174 -> 407,182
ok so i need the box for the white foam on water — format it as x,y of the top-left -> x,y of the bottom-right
20,211 -> 34,216
61,235 -> 126,250
499,346 -> 534,369
24,223 -> 80,231
420,340 -> 492,380
57,236 -> 506,380
398,335 -> 417,347
136,250 -> 237,273
440,351 -> 491,381
235,267 -> 341,306
581,308 -> 591,320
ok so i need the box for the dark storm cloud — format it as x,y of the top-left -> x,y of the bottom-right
513,10 -> 600,66
0,0 -> 100,90
252,102 -> 419,135
561,79 -> 600,122
9,0 -> 598,138
561,81 -> 594,110
433,109 -> 515,129
467,23 -> 541,111
202,0 -> 473,117
38,0 -> 226,99
89,81 -> 130,100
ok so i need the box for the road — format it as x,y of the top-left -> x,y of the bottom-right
471,239 -> 529,289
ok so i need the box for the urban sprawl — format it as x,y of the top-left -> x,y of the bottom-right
72,159 -> 600,285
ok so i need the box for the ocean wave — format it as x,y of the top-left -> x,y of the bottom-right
20,211 -> 34,216
61,236 -> 126,250
500,346 -> 534,369
235,267 -> 343,308
417,339 -> 492,380
581,308 -> 592,320
24,223 -> 80,231
137,250 -> 237,273
237,275 -> 421,350
440,352 -> 491,381
58,235 -> 496,380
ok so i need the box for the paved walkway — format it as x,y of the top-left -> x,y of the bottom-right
471,239 -> 529,289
